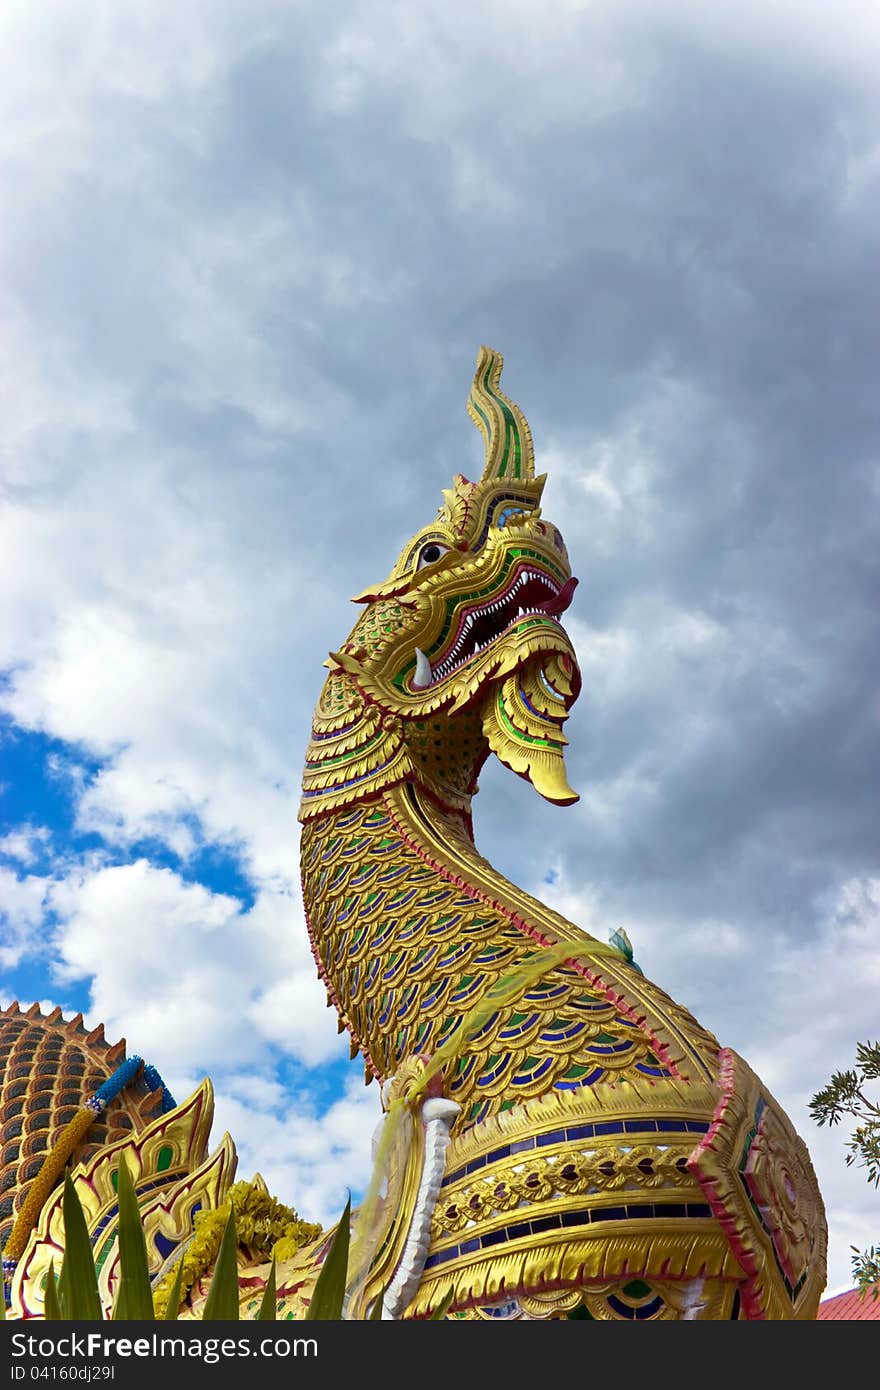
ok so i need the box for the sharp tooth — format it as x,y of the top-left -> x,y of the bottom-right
413,647 -> 434,688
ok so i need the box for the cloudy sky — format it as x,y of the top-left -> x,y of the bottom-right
1,1 -> 878,1297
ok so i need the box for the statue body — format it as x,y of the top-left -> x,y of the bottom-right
297,348 -> 827,1320
3,349 -> 826,1321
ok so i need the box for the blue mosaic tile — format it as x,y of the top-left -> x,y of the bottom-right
481,1228 -> 507,1248
561,1210 -> 590,1228
564,1123 -> 596,1141
537,1128 -> 566,1147
506,1220 -> 531,1240
529,1213 -> 562,1235
590,1206 -> 627,1223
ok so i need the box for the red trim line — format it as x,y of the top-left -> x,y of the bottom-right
383,798 -> 683,1080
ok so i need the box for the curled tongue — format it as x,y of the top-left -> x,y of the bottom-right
535,575 -> 578,617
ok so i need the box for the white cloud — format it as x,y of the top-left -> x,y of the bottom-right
209,1074 -> 382,1228
0,866 -> 50,968
47,859 -> 346,1078
0,823 -> 50,866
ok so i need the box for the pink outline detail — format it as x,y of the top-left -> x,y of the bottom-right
687,1048 -> 763,1318
383,801 -> 683,1079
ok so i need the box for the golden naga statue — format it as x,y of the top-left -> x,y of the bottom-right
2,349 -> 827,1320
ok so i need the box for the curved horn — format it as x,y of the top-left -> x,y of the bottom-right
467,346 -> 535,483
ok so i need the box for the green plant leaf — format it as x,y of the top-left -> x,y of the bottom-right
304,1197 -> 350,1320
162,1258 -> 186,1320
44,1261 -> 63,1321
59,1174 -> 103,1320
430,1285 -> 455,1319
369,1285 -> 386,1319
202,1206 -> 240,1321
112,1159 -> 154,1320
257,1256 -> 277,1321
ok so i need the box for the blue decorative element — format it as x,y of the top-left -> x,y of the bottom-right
142,1064 -> 176,1114
607,1292 -> 665,1319
2,1255 -> 15,1307
557,1066 -> 605,1090
154,1231 -> 180,1261
90,1054 -> 176,1116
93,1054 -> 144,1106
469,492 -> 535,550
512,1057 -> 554,1085
423,1202 -> 714,1270
441,1117 -> 710,1188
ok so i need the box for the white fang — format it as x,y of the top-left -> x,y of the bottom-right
413,647 -> 434,688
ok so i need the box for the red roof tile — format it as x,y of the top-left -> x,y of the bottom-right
817,1288 -> 880,1320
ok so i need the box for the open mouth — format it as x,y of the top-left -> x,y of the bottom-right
413,567 -> 578,688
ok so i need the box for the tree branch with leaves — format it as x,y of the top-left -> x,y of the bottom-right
810,1040 -> 880,1299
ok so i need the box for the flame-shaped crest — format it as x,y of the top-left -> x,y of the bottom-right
467,346 -> 535,483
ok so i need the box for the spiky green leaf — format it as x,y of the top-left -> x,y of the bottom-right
257,1256 -> 277,1321
112,1159 -> 154,1320
202,1207 -> 240,1321
304,1197 -> 350,1320
162,1257 -> 186,1320
44,1261 -> 63,1321
59,1174 -> 102,1320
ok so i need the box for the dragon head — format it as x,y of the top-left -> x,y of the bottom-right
301,348 -> 581,820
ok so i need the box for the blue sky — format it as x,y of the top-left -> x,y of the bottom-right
1,0 -> 878,1293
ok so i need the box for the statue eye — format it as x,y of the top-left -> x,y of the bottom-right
416,541 -> 451,571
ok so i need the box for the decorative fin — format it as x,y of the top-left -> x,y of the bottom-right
468,346 -> 535,483
608,926 -> 644,975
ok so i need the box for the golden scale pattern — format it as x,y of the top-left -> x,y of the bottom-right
403,789 -> 726,1078
301,800 -> 683,1132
